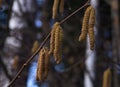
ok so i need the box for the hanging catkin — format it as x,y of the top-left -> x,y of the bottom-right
59,0 -> 64,15
49,22 -> 60,54
52,0 -> 59,19
54,26 -> 60,62
49,22 -> 63,64
53,25 -> 63,64
44,47 -> 50,79
102,68 -> 111,87
36,47 -> 50,82
36,48 -> 45,82
78,6 -> 92,41
88,7 -> 95,50
56,27 -> 63,64
31,41 -> 39,53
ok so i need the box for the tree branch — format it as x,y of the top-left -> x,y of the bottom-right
7,1 -> 90,87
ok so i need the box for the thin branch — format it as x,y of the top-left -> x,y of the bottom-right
7,1 -> 90,87
60,0 -> 90,24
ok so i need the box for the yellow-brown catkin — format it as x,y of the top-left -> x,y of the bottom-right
36,48 -> 45,82
44,47 -> 50,80
53,25 -> 63,64
88,7 -> 95,50
54,26 -> 60,62
49,22 -> 60,54
36,47 -> 51,82
52,0 -> 59,19
59,0 -> 64,15
102,68 -> 111,87
12,55 -> 19,70
79,6 -> 92,41
56,27 -> 63,64
31,41 -> 39,53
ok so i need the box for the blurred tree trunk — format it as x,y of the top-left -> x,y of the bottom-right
84,0 -> 98,87
111,0 -> 120,87
1,0 -> 37,87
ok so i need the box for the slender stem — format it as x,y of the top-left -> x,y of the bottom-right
60,2 -> 89,24
7,1 -> 89,87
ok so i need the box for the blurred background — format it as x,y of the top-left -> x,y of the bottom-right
0,0 -> 120,87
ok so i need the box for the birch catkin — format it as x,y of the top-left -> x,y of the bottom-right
36,48 -> 45,82
49,22 -> 60,54
79,6 -> 92,41
36,47 -> 50,82
53,25 -> 63,64
49,22 -> 63,64
88,7 -> 95,50
44,47 -> 50,79
54,26 -> 60,62
102,68 -> 111,87
59,0 -> 64,15
56,27 -> 63,64
52,0 -> 59,19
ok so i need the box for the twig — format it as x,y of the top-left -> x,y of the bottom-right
7,1 -> 89,87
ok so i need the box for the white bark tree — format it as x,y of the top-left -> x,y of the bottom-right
84,0 -> 98,87
1,0 -> 37,87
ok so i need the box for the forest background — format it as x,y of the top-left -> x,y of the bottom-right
0,0 -> 120,87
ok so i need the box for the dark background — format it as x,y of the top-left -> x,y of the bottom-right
0,0 -> 120,87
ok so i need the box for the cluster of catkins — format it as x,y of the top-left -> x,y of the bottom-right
33,0 -> 65,82
49,22 -> 63,64
52,0 -> 64,19
35,22 -> 63,82
78,6 -> 95,50
31,1 -> 96,82
36,47 -> 50,82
